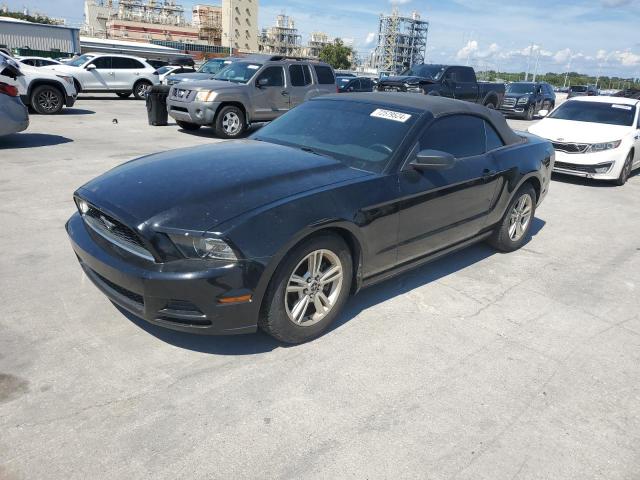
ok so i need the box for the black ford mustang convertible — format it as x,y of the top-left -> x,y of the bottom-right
67,94 -> 553,343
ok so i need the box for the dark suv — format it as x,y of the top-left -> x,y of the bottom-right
499,82 -> 556,120
568,84 -> 598,98
337,76 -> 375,93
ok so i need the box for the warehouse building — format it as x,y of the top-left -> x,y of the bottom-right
0,16 -> 81,57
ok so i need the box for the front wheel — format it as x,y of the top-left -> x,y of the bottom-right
214,105 -> 246,138
488,184 -> 537,252
259,234 -> 353,344
31,85 -> 64,115
133,81 -> 152,100
614,152 -> 634,186
484,101 -> 496,109
525,105 -> 535,121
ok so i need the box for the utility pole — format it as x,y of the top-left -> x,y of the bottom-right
563,54 -> 573,88
532,47 -> 541,82
524,43 -> 534,81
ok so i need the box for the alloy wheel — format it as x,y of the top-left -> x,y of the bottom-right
136,83 -> 150,98
222,112 -> 241,135
37,89 -> 61,113
508,194 -> 533,241
285,249 -> 344,326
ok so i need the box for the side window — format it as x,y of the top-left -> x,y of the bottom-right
350,79 -> 361,90
23,59 -> 35,66
444,69 -> 457,82
301,64 -> 312,85
289,64 -> 305,87
420,115 -> 486,158
458,68 -> 476,83
362,78 -> 373,89
91,57 -> 112,69
314,65 -> 335,85
112,58 -> 145,69
257,66 -> 284,87
485,121 -> 505,151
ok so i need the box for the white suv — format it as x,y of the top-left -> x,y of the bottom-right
45,52 -> 159,99
0,51 -> 77,115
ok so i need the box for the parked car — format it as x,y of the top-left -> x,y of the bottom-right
17,56 -> 63,68
167,56 -> 337,138
529,96 -> 639,185
376,64 -> 505,108
613,88 -> 640,100
67,94 -> 552,343
44,52 -> 159,99
0,51 -> 77,115
164,56 -> 238,86
337,76 -> 375,93
0,57 -> 29,136
567,84 -> 598,98
499,81 -> 556,120
156,65 -> 197,84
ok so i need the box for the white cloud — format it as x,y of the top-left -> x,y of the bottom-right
390,0 -> 412,4
364,32 -> 376,46
456,40 -> 478,61
614,50 -> 640,66
553,48 -> 572,64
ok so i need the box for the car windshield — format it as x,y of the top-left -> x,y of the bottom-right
213,62 -> 262,83
507,83 -> 536,94
400,65 -> 445,80
337,77 -> 352,86
156,66 -> 174,75
198,59 -> 229,74
66,54 -> 95,67
571,86 -> 587,92
548,101 -> 636,126
252,100 -> 418,173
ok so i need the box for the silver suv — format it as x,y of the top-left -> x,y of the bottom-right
167,55 -> 337,138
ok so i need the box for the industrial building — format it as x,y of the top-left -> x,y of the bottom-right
304,32 -> 331,59
221,0 -> 259,53
258,14 -> 301,57
0,16 -> 81,57
192,4 -> 222,45
372,8 -> 429,75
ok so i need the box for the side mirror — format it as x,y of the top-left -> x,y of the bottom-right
85,64 -> 96,71
410,150 -> 456,171
257,77 -> 269,88
538,109 -> 549,117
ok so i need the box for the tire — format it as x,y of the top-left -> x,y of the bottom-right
525,105 -> 534,121
214,105 -> 246,138
614,152 -> 634,186
484,100 -> 496,109
116,91 -> 131,99
30,84 -> 64,115
259,234 -> 353,344
488,184 -> 537,253
176,120 -> 201,131
133,81 -> 152,100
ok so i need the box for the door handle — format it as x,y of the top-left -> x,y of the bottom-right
281,90 -> 289,96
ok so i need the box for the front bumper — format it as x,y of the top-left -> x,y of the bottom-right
499,106 -> 527,117
167,98 -> 220,125
552,150 -> 626,180
66,212 -> 260,335
65,94 -> 77,108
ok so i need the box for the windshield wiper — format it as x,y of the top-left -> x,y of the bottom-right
299,146 -> 332,159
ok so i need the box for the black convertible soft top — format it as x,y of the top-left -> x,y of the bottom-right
317,92 -> 523,146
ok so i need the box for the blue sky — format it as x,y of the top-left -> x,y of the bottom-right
4,0 -> 640,76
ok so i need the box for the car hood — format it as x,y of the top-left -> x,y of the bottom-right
528,118 -> 631,143
169,72 -> 218,83
41,64 -> 80,74
174,79 -> 240,91
77,140 -> 371,232
504,93 -> 533,100
379,75 -> 429,85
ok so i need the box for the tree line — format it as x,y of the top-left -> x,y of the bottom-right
478,70 -> 639,89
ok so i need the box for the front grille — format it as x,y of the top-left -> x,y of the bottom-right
170,87 -> 192,100
502,98 -> 516,108
82,205 -> 154,261
552,142 -> 589,154
93,271 -> 144,305
554,161 -> 610,174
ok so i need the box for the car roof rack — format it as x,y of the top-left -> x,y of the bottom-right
268,55 -> 318,62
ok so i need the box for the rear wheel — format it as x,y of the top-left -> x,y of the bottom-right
525,105 -> 535,120
116,91 -> 131,99
176,120 -> 201,131
259,234 -> 353,344
214,105 -> 246,138
133,81 -> 152,100
488,184 -> 536,252
30,85 -> 64,115
614,152 -> 634,186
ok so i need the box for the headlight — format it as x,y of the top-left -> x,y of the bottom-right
75,197 -> 90,214
169,233 -> 237,261
195,90 -> 218,102
517,97 -> 530,105
587,140 -> 621,152
406,86 -> 422,93
56,75 -> 73,85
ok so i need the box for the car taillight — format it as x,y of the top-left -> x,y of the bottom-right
0,83 -> 19,97
336,85 -> 339,93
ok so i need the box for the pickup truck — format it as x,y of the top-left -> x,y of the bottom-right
376,64 -> 505,109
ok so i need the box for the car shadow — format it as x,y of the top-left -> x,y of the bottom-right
0,133 -> 73,149
115,218 -> 545,354
328,217 -> 546,335
177,123 -> 264,139
62,108 -> 96,115
551,172 -> 620,187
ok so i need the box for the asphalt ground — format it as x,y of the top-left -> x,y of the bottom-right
1,93 -> 639,479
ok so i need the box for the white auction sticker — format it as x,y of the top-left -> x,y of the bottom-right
611,104 -> 632,110
247,64 -> 260,70
370,108 -> 412,123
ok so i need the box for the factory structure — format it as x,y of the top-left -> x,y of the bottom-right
82,0 -> 258,54
257,15 -> 337,60
370,8 -> 429,75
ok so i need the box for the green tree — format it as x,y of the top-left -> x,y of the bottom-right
2,10 -> 58,25
318,39 -> 353,70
